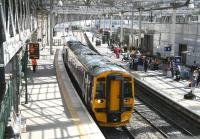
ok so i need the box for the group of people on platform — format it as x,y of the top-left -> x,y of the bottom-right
114,48 -> 198,85
109,43 -> 200,90
111,46 -> 161,73
127,55 -> 160,73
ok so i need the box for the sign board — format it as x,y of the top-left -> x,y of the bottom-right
165,46 -> 171,51
175,56 -> 181,65
28,43 -> 39,59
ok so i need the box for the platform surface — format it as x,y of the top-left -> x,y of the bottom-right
20,45 -> 104,139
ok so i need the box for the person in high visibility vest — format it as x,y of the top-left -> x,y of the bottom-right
31,59 -> 37,73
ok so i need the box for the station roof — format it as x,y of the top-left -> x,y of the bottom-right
35,0 -> 200,17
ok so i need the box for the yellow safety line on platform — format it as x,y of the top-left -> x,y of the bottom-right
56,56 -> 88,139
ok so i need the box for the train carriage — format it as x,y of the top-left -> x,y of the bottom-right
64,37 -> 134,127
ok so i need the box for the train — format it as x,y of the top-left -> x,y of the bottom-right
63,36 -> 134,127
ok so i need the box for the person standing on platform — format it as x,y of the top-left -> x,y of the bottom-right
115,47 -> 120,59
190,69 -> 198,93
196,68 -> 200,86
170,59 -> 175,77
191,61 -> 197,79
143,57 -> 149,73
175,65 -> 181,81
32,59 -> 37,73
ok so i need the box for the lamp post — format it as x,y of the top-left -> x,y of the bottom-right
0,4 -> 6,102
120,12 -> 124,47
24,44 -> 28,104
138,9 -> 142,48
49,0 -> 54,54
131,10 -> 134,50
170,8 -> 176,57
110,14 -> 113,41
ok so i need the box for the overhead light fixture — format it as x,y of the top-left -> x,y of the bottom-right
189,0 -> 194,9
58,0 -> 63,6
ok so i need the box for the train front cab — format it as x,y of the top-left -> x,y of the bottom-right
92,72 -> 134,127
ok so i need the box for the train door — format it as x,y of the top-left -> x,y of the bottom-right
109,79 -> 120,111
106,75 -> 123,122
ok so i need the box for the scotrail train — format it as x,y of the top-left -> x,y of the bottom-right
63,36 -> 134,127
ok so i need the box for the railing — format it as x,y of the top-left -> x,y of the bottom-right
0,81 -> 13,139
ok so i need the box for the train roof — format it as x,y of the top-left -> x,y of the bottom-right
67,39 -> 127,76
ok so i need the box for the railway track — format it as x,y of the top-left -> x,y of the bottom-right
100,126 -> 134,139
134,98 -> 191,138
134,81 -> 198,138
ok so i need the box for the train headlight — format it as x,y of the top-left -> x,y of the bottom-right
123,98 -> 128,103
123,98 -> 131,105
97,99 -> 104,103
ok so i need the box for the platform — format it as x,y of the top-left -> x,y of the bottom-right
20,45 -> 104,139
84,31 -> 200,123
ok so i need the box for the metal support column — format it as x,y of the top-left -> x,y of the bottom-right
131,11 -> 134,50
20,41 -> 29,105
198,15 -> 200,22
49,12 -> 54,54
170,8 -> 176,56
49,0 -> 53,54
12,54 -> 20,114
120,12 -> 123,47
110,14 -> 113,38
100,15 -> 102,30
79,15 -> 81,28
0,4 -> 6,102
0,46 -> 5,102
37,14 -> 42,41
47,14 -> 50,46
138,9 -> 142,48
103,15 -> 105,34
97,15 -> 99,28
24,45 -> 28,104
42,15 -> 47,48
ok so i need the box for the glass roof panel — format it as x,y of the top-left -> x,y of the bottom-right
39,0 -> 200,15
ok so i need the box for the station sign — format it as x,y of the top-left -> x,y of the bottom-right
175,56 -> 181,65
165,46 -> 171,51
28,43 -> 40,59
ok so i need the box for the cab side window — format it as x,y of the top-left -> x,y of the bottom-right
96,82 -> 105,99
124,82 -> 132,97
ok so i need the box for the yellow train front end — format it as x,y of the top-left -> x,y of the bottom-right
91,71 -> 134,127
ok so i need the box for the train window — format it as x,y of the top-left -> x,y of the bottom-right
124,77 -> 131,81
124,83 -> 132,97
97,78 -> 105,81
95,82 -> 105,99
